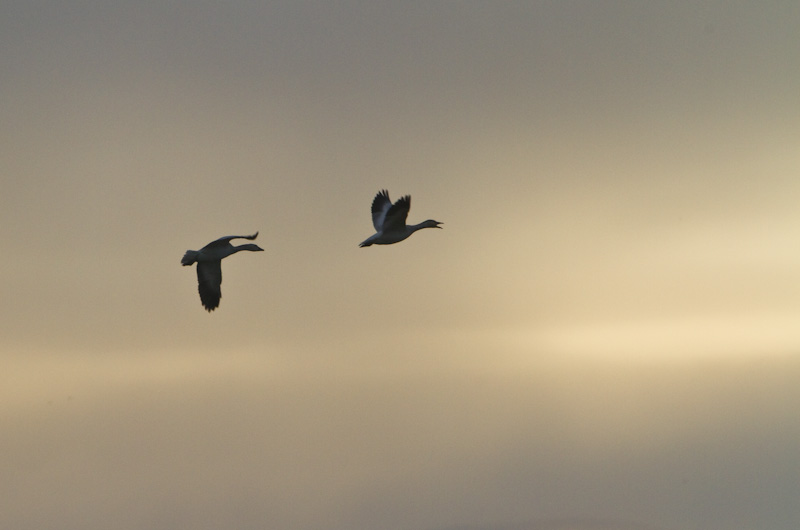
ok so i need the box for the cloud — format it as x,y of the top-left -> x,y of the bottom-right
2,349 -> 798,530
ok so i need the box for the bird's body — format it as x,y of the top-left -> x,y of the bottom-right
359,190 -> 442,247
181,232 -> 263,311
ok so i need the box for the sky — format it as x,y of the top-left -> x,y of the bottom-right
1,1 -> 799,529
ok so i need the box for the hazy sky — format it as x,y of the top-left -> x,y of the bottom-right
2,2 -> 799,530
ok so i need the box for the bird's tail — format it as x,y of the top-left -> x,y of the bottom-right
181,250 -> 199,266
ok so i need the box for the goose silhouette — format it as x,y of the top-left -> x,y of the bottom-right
181,233 -> 263,311
359,190 -> 442,247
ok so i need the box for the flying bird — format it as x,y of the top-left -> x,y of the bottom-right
181,232 -> 263,311
359,190 -> 442,247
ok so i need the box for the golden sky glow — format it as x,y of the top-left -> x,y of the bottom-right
2,2 -> 799,530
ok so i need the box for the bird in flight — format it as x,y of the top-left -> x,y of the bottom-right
359,190 -> 442,247
181,232 -> 263,311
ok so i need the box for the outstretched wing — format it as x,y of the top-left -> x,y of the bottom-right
203,232 -> 259,250
382,195 -> 411,233
371,190 -> 392,231
196,260 -> 223,311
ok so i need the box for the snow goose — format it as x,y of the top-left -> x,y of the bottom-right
359,190 -> 442,247
181,232 -> 263,311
